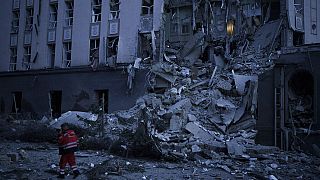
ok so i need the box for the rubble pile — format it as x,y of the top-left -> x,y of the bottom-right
96,18 -> 289,162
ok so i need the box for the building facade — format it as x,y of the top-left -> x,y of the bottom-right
0,0 -> 163,71
0,0 -> 164,118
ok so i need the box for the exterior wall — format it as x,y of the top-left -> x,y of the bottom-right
117,0 -> 163,63
256,50 -> 320,149
0,68 -> 147,117
0,1 -> 11,71
117,0 -> 142,63
72,0 -> 91,66
304,0 -> 320,44
256,70 -> 275,146
0,0 -> 164,71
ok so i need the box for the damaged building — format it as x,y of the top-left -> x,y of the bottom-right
158,0 -> 320,153
0,0 -> 320,179
0,0 -> 164,118
0,0 -> 320,164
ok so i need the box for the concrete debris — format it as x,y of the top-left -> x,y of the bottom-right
185,122 -> 220,143
191,145 -> 202,153
50,111 -> 98,129
226,139 -> 246,157
233,73 -> 258,95
178,32 -> 205,60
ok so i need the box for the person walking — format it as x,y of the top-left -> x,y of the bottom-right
58,123 -> 80,179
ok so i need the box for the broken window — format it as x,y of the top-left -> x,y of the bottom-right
63,42 -> 72,67
169,7 -> 192,36
48,44 -> 55,68
90,39 -> 100,63
141,0 -> 153,15
23,46 -> 31,63
138,33 -> 152,59
109,0 -> 120,20
49,91 -> 62,118
293,0 -> 304,31
25,7 -> 34,31
49,2 -> 58,29
11,10 -> 19,33
107,37 -> 118,58
65,0 -> 74,26
95,90 -> 108,113
9,47 -> 17,71
91,0 -> 102,23
181,17 -> 191,34
11,91 -> 22,114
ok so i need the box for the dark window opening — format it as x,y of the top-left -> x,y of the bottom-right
49,2 -> 58,29
63,42 -> 72,67
11,91 -> 22,113
0,97 -> 5,113
90,39 -> 100,64
26,7 -> 34,31
10,47 -> 17,71
92,0 -> 102,22
288,70 -> 314,128
141,0 -> 154,15
11,10 -> 20,32
107,37 -> 118,58
50,91 -> 62,118
48,44 -> 55,68
109,0 -> 120,20
65,0 -> 74,26
95,90 -> 108,113
138,33 -> 152,59
293,31 -> 304,46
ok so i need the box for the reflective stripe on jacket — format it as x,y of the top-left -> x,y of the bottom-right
58,130 -> 78,153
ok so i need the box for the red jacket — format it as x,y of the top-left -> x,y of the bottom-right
58,130 -> 78,154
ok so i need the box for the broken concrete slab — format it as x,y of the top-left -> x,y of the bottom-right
228,117 -> 256,134
191,144 -> 202,153
252,19 -> 282,51
246,144 -> 279,155
169,115 -> 184,131
178,32 -> 205,59
153,71 -> 177,84
185,122 -> 220,143
216,80 -> 233,93
216,98 -> 236,109
168,98 -> 192,114
232,73 -> 258,95
50,111 -> 98,129
226,139 -> 246,156
187,114 -> 197,122
221,108 -> 236,126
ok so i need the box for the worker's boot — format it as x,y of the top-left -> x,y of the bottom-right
57,173 -> 65,179
73,170 -> 80,179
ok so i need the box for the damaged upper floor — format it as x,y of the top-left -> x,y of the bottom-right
0,0 -> 320,72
